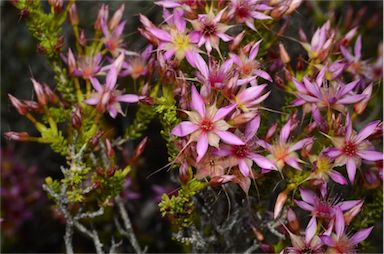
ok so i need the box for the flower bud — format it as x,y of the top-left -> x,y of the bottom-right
95,4 -> 109,31
43,84 -> 59,104
79,29 -> 86,47
251,225 -> 264,241
286,0 -> 302,15
354,84 -> 372,114
67,48 -> 76,75
54,35 -> 64,53
279,43 -> 290,64
23,100 -> 44,113
286,208 -> 300,233
107,165 -> 118,177
133,137 -> 148,161
4,131 -> 30,141
229,31 -> 245,51
274,189 -> 288,219
96,167 -> 105,177
31,79 -> 47,106
265,123 -> 278,142
343,200 -> 363,225
89,131 -> 104,148
71,106 -> 82,129
210,175 -> 235,187
109,4 -> 124,30
8,94 -> 28,115
69,3 -> 79,25
105,138 -> 115,158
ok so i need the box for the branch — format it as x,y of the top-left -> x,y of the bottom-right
115,196 -> 143,253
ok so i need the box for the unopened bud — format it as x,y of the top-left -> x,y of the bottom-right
8,94 -> 28,115
230,31 -> 245,51
23,100 -> 43,113
71,106 -> 82,129
344,201 -> 364,225
107,165 -> 118,177
105,138 -> 115,158
265,123 -> 278,142
251,225 -> 264,241
286,208 -> 300,233
109,4 -> 124,30
69,3 -> 79,25
79,29 -> 86,47
210,175 -> 235,187
54,35 -> 64,53
31,79 -> 47,106
67,48 -> 76,75
133,137 -> 148,160
279,43 -> 290,64
4,131 -> 30,141
89,130 -> 104,148
354,84 -> 372,114
95,4 -> 109,31
286,0 -> 303,15
43,84 -> 59,104
96,167 -> 105,177
230,112 -> 258,126
274,189 -> 288,219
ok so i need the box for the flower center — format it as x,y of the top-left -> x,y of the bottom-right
241,62 -> 254,76
231,145 -> 249,158
342,141 -> 357,157
174,33 -> 190,51
236,6 -> 250,19
199,119 -> 214,132
202,23 -> 217,37
316,156 -> 331,174
272,144 -> 288,161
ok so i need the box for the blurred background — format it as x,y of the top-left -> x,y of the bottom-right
1,1 -> 382,253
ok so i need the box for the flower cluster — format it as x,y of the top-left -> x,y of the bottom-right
5,0 -> 382,253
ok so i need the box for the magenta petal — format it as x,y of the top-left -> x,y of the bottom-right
117,94 -> 140,103
196,132 -> 208,162
249,40 -> 261,60
299,188 -> 317,205
213,147 -> 231,157
324,148 -> 342,158
303,77 -> 321,98
239,159 -> 250,177
320,235 -> 336,247
355,120 -> 380,143
292,78 -> 307,93
286,157 -> 302,170
90,77 -> 103,92
345,113 -> 352,139
193,53 -> 209,78
190,86 -> 206,117
294,200 -> 314,212
238,84 -> 266,102
249,153 -> 275,170
213,104 -> 236,121
349,226 -> 373,246
253,69 -> 272,82
340,46 -> 354,62
216,131 -> 244,145
108,107 -> 118,118
337,94 -> 366,104
289,138 -> 313,152
337,200 -> 362,211
171,122 -> 199,137
244,115 -> 261,141
329,170 -> 347,185
155,1 -> 181,8
334,208 -> 345,238
84,97 -> 99,105
148,27 -> 172,42
106,67 -> 117,90
279,120 -> 291,144
305,216 -> 317,244
357,150 -> 383,161
346,158 -> 357,184
354,35 -> 362,60
338,80 -> 359,98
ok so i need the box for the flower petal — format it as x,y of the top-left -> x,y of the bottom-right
106,67 -> 117,90
279,120 -> 292,144
289,138 -> 313,152
239,159 -> 250,177
349,226 -> 373,246
117,94 -> 141,103
244,115 -> 260,141
213,104 -> 236,121
190,86 -> 206,117
355,120 -> 380,143
328,170 -> 347,185
248,153 -> 275,170
196,132 -> 208,162
90,77 -> 103,92
320,235 -> 336,247
216,131 -> 244,145
334,208 -> 345,238
294,200 -> 314,211
357,150 -> 383,161
305,216 -> 317,244
148,27 -> 172,41
299,188 -> 317,205
337,200 -> 362,211
171,121 -> 199,137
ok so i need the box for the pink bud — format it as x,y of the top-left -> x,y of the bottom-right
95,4 -> 109,31
279,43 -> 290,64
286,208 -> 300,233
274,189 -> 288,219
265,123 -> 278,142
230,31 -> 245,51
67,48 -> 76,75
354,84 -> 372,114
31,79 -> 47,106
210,175 -> 235,187
105,138 -> 115,158
344,201 -> 363,225
109,4 -> 124,30
69,3 -> 79,25
8,94 -> 28,115
4,131 -> 30,141
79,29 -> 86,47
43,84 -> 59,104
71,106 -> 82,129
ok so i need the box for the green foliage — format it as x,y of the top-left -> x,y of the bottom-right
124,104 -> 156,139
159,179 -> 207,228
154,86 -> 180,161
40,128 -> 68,155
42,107 -> 70,124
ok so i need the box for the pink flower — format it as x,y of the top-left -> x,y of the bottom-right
193,53 -> 233,96
300,21 -> 335,61
101,5 -> 127,56
232,83 -> 270,112
84,61 -> 143,118
171,86 -> 244,162
320,208 -> 373,254
294,188 -> 362,222
66,49 -> 103,79
258,119 -> 313,172
189,8 -> 232,53
147,9 -> 199,64
120,45 -> 153,79
215,115 -> 276,177
292,68 -> 366,113
283,217 -> 323,254
324,114 -> 383,183
230,40 -> 272,83
228,0 -> 272,31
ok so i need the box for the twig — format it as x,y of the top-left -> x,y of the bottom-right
244,240 -> 260,254
64,223 -> 74,254
115,196 -> 143,253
